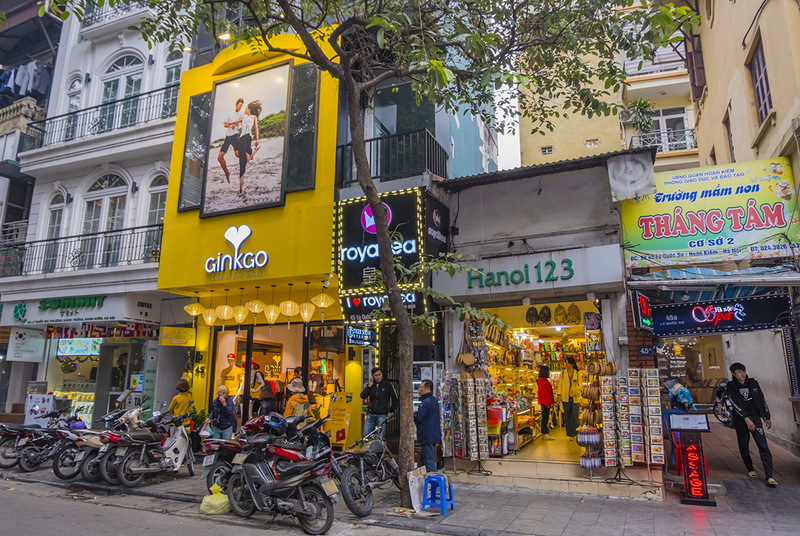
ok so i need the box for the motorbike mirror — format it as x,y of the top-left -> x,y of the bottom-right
152,411 -> 161,418
141,395 -> 149,402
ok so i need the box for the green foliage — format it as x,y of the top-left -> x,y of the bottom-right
627,98 -> 656,134
257,110 -> 286,139
190,407 -> 207,430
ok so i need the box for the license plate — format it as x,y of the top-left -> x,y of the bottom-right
321,478 -> 338,496
16,437 -> 27,447
99,444 -> 109,453
202,454 -> 216,467
232,453 -> 246,465
74,450 -> 86,462
116,447 -> 127,457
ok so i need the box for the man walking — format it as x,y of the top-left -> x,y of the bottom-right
726,362 -> 777,487
360,367 -> 397,439
217,98 -> 244,183
414,379 -> 441,473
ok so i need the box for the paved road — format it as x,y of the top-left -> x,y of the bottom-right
0,480 -> 431,536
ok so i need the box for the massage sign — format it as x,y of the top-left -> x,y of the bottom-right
652,295 -> 793,336
620,158 -> 800,267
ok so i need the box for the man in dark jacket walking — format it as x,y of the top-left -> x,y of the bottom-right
726,362 -> 777,487
360,367 -> 398,439
414,379 -> 441,473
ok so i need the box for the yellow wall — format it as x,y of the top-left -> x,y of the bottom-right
694,0 -> 800,170
158,35 -> 340,296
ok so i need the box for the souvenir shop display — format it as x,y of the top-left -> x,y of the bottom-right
601,375 -> 620,467
626,368 -> 665,465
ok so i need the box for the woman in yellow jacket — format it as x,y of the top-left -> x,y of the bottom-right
168,379 -> 193,426
557,357 -> 582,440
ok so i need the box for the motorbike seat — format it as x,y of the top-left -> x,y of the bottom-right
127,432 -> 166,443
274,459 -> 324,479
344,447 -> 369,455
3,424 -> 28,432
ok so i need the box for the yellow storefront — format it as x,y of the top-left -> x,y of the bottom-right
158,35 -> 362,443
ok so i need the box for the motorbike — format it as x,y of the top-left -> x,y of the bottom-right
335,416 -> 399,517
713,380 -> 733,427
97,404 -> 155,485
201,413 -> 306,493
116,408 -> 196,488
17,406 -> 87,473
226,415 -> 338,535
0,408 -> 72,469
78,409 -> 130,482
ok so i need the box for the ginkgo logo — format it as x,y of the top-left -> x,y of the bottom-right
204,224 -> 269,274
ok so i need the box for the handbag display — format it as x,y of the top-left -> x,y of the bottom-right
456,320 -> 475,367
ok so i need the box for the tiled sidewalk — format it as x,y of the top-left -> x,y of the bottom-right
2,421 -> 799,536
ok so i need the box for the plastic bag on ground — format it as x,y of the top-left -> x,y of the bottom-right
200,483 -> 230,514
408,466 -> 427,513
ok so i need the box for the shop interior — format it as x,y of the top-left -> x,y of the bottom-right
655,335 -> 726,405
214,325 -> 346,419
471,300 -> 609,463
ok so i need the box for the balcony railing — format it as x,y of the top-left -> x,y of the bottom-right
0,224 -> 162,278
82,0 -> 148,27
336,129 -> 449,187
630,128 -> 697,153
20,85 -> 179,152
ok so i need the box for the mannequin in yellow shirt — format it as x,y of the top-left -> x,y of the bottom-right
220,353 -> 245,399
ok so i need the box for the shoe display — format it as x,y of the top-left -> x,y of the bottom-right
748,471 -> 758,478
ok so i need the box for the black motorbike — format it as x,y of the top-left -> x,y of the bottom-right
0,409 -> 71,469
713,380 -> 733,427
17,406 -> 86,473
227,416 -> 338,535
335,417 -> 399,517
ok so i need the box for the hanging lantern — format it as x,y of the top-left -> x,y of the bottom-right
183,291 -> 205,317
232,288 -> 249,324
311,284 -> 334,322
216,289 -> 234,321
279,283 -> 299,328
299,282 -> 315,323
263,285 -> 280,335
245,286 -> 266,315
202,290 -> 217,326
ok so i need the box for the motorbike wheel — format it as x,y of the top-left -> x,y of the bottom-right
52,445 -> 81,480
98,447 -> 121,485
118,450 -> 147,488
80,450 -> 102,482
227,472 -> 256,518
297,484 -> 334,535
714,401 -> 732,426
0,436 -> 19,469
206,460 -> 232,493
17,445 -> 42,472
339,465 -> 373,518
186,450 -> 195,477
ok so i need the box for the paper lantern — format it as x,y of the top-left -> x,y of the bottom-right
299,301 -> 315,323
232,305 -> 249,324
201,307 -> 217,326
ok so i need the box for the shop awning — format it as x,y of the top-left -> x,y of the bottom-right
628,264 -> 800,289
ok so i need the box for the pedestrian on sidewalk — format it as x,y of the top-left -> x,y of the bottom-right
537,365 -> 555,440
557,357 -> 581,439
360,367 -> 398,439
414,379 -> 441,473
209,386 -> 235,440
726,362 -> 777,487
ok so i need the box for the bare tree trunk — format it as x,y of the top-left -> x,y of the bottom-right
345,78 -> 416,509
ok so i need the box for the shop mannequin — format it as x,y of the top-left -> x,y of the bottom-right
249,362 -> 265,417
220,353 -> 245,401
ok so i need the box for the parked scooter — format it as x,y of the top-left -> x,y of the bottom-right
97,404 -> 155,485
17,406 -> 87,472
226,414 -> 338,535
201,414 -> 305,493
713,380 -> 733,427
335,417 -> 400,517
116,407 -> 195,487
78,409 -> 130,482
0,408 -> 71,469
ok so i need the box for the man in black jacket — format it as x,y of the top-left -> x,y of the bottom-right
360,367 -> 398,439
726,362 -> 777,487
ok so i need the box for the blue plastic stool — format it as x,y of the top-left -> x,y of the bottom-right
421,474 -> 454,515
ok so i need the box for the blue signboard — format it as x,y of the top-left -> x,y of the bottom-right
653,294 -> 792,336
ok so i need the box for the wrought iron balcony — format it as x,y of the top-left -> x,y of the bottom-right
19,85 -> 179,152
82,0 -> 148,27
336,129 -> 449,187
0,224 -> 162,278
630,128 -> 697,153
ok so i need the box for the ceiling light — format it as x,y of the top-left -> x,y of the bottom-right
216,288 -> 234,321
183,291 -> 205,317
201,290 -> 217,326
245,286 -> 266,316
298,282 -> 315,323
279,283 -> 299,327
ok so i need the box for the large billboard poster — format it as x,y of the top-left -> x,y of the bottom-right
621,158 -> 800,268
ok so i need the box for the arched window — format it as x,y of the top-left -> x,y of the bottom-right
99,55 -> 144,131
64,79 -> 82,141
162,51 -> 183,117
148,175 -> 168,225
42,194 -> 65,273
81,174 -> 128,268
